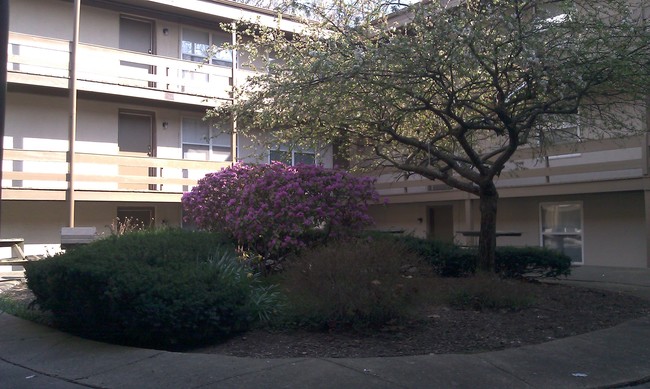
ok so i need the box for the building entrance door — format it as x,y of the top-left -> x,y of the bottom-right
119,16 -> 154,87
118,111 -> 156,190
427,205 -> 454,243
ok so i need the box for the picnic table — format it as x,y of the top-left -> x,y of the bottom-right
0,238 -> 27,266
456,231 -> 522,237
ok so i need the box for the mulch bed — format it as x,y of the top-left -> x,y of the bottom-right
192,282 -> 650,358
3,280 -> 649,359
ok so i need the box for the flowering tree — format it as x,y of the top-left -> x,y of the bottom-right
182,163 -> 379,263
212,0 -> 650,272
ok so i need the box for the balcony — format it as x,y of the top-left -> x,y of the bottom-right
2,149 -> 230,202
374,134 -> 650,203
7,32 -> 234,107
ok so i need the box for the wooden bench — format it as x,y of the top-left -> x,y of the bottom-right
61,227 -> 98,250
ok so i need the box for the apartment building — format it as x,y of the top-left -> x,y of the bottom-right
368,133 -> 650,268
1,0 -> 331,258
2,0 -> 648,269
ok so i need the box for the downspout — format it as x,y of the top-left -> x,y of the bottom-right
0,0 -> 9,236
67,0 -> 80,227
230,21 -> 237,165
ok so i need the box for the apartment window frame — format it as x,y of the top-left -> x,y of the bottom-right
181,117 -> 233,162
535,113 -> 581,145
269,147 -> 316,166
117,206 -> 155,229
539,201 -> 584,264
181,27 -> 232,67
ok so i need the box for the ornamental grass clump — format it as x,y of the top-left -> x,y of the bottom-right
182,162 -> 379,268
280,238 -> 424,330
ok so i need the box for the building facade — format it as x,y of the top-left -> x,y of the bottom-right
366,1 -> 650,269
2,0 -> 648,269
1,0 -> 330,258
369,134 -> 650,268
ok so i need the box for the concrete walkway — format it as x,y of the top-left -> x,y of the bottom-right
1,266 -> 650,388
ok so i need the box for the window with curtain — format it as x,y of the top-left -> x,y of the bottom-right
182,117 -> 232,162
181,28 -> 232,67
269,147 -> 315,165
540,202 -> 583,263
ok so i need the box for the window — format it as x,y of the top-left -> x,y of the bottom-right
182,118 -> 232,162
540,202 -> 583,263
536,114 -> 581,145
181,28 -> 232,67
117,207 -> 154,229
269,147 -> 315,165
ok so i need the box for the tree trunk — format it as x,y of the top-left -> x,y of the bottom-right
477,182 -> 498,273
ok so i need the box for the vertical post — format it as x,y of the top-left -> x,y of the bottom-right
464,197 -> 474,246
0,0 -> 9,236
230,21 -> 237,165
641,133 -> 650,176
67,0 -> 81,227
643,190 -> 650,268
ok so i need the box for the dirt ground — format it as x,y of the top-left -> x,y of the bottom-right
3,279 -> 649,359
192,282 -> 650,358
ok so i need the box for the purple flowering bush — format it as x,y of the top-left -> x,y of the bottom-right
182,162 -> 379,264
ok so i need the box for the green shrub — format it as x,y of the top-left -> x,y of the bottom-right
382,234 -> 475,277
445,274 -> 536,311
495,246 -> 572,278
25,229 -> 279,350
280,238 -> 423,330
375,234 -> 571,279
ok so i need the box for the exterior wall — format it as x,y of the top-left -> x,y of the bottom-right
81,4 -> 119,47
5,92 -> 69,151
368,203 -> 429,237
0,201 -> 183,258
0,201 -> 67,257
370,191 -> 647,268
9,0 -> 73,40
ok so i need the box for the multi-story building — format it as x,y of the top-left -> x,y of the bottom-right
2,0 -> 648,270
1,0 -> 330,259
369,134 -> 650,268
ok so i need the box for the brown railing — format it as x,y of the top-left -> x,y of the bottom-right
373,134 -> 650,198
2,149 -> 230,197
7,32 -> 235,103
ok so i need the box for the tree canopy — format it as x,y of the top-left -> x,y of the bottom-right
211,0 -> 650,271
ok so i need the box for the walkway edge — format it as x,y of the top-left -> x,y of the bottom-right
1,311 -> 650,388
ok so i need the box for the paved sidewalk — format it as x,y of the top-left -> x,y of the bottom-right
1,266 -> 650,388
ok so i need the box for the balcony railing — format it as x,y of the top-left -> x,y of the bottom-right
374,134 -> 650,200
7,32 -> 235,104
2,149 -> 230,201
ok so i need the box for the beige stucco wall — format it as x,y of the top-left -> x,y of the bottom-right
10,0 -> 116,45
494,192 -> 646,267
80,5 -> 119,47
370,191 -> 647,268
0,201 -> 183,258
10,0 -> 73,40
0,200 -> 67,257
368,203 -> 429,237
5,92 -> 69,151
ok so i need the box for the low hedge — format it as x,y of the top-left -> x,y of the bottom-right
25,229 -> 278,350
495,246 -> 572,278
381,234 -> 571,278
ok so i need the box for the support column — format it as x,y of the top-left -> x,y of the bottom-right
230,22 -> 237,165
644,190 -> 650,268
0,0 -> 9,236
67,0 -> 80,227
463,197 -> 475,246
